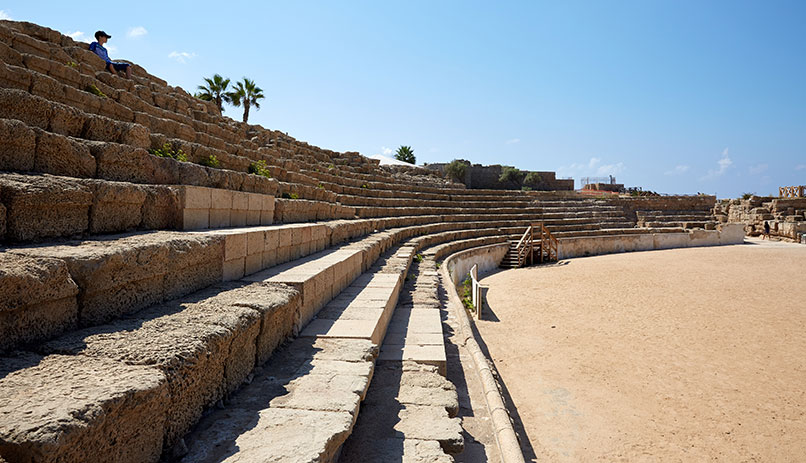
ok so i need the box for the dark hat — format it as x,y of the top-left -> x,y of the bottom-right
94,30 -> 112,40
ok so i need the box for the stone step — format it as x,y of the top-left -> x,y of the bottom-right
0,218 -> 411,352
178,240 -> 417,462
0,172 -> 278,243
0,279 -> 302,462
176,228 -> 500,462
342,249 -> 468,461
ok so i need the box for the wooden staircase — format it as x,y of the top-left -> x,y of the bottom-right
500,223 -> 559,268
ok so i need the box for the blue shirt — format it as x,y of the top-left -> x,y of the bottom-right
89,42 -> 111,63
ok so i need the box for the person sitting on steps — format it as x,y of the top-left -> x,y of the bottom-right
88,30 -> 131,79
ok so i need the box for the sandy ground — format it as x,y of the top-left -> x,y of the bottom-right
477,239 -> 806,462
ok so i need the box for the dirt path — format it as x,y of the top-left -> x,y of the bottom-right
478,240 -> 806,462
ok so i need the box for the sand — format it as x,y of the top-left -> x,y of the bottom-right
477,239 -> 806,462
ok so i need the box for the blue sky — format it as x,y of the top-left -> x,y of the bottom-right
3,1 -> 804,197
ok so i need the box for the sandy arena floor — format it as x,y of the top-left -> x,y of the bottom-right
478,239 -> 806,462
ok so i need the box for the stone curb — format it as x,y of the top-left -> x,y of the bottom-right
439,246 -> 526,463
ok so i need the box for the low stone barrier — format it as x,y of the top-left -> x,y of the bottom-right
557,223 -> 745,259
440,243 -> 524,463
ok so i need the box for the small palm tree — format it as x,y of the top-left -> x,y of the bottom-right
395,145 -> 416,164
196,74 -> 231,113
228,77 -> 265,123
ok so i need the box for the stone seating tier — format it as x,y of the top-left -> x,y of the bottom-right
0,219 -> 506,462
0,215 -> 534,352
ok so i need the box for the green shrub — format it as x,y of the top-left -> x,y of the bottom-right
86,84 -> 107,98
66,61 -> 78,68
499,166 -> 525,184
445,160 -> 468,182
149,142 -> 187,162
248,160 -> 272,178
521,186 -> 532,191
460,274 -> 474,312
523,172 -> 542,188
281,192 -> 300,200
413,253 -> 423,263
361,183 -> 368,189
199,154 -> 221,168
741,192 -> 754,200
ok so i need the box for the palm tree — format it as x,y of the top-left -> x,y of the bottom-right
228,77 -> 265,123
394,146 -> 415,164
196,74 -> 231,113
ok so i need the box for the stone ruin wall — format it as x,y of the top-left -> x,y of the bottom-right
423,162 -> 575,191
716,196 -> 806,242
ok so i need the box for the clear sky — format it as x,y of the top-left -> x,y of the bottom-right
3,1 -> 804,197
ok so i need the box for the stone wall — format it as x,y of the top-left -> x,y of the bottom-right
423,161 -> 574,191
716,196 -> 806,241
557,224 -> 745,259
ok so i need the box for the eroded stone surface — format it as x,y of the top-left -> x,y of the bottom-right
10,231 -> 224,325
0,353 -> 168,463
0,253 -> 79,352
0,173 -> 92,241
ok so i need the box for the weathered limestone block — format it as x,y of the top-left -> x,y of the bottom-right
40,314 -> 229,449
29,72 -> 64,101
0,353 -> 168,463
81,179 -> 147,234
118,122 -> 150,149
48,102 -> 88,138
9,30 -> 51,57
0,88 -> 52,129
164,235 -> 224,301
0,254 -> 79,352
11,232 -> 224,326
0,61 -> 33,90
141,185 -> 180,230
0,173 -> 92,241
11,21 -> 61,44
47,59 -> 82,87
0,40 -> 24,67
33,129 -> 96,178
0,118 -> 36,172
177,161 -> 211,188
199,282 -> 301,365
92,142 -> 180,185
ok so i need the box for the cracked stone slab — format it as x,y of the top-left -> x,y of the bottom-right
365,362 -> 459,417
181,407 -> 354,463
341,437 -> 454,463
